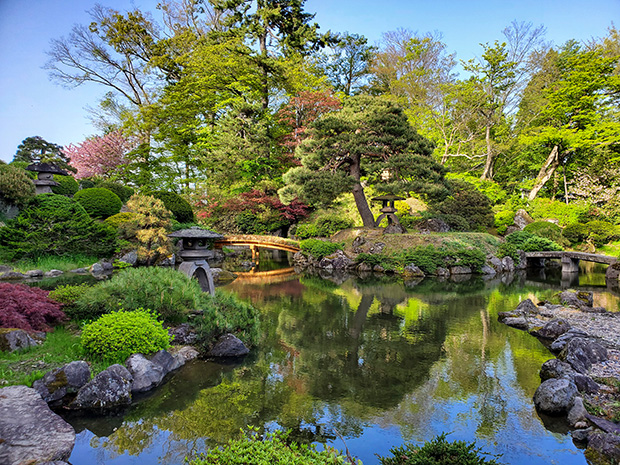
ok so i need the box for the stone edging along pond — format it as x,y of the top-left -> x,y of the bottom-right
499,290 -> 620,463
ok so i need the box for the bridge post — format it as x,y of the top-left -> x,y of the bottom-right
561,256 -> 580,273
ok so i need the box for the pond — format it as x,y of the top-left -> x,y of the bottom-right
61,255 -> 620,464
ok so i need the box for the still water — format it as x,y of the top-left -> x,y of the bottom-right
63,259 -> 619,464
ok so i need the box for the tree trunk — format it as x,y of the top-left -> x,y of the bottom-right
259,33 -> 269,109
480,124 -> 494,180
528,145 -> 560,201
350,156 -> 376,227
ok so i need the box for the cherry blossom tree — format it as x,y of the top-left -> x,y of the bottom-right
64,130 -> 135,179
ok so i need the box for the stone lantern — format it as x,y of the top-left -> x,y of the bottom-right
26,163 -> 68,195
168,226 -> 224,295
372,194 -> 407,234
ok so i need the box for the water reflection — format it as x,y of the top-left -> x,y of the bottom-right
64,265 -> 600,465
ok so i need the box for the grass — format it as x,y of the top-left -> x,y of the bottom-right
0,327 -> 109,387
1,254 -> 99,273
596,241 -> 620,257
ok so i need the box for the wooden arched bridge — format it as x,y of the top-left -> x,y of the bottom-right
525,251 -> 617,276
214,235 -> 300,260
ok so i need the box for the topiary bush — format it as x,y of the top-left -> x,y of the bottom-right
586,220 -> 619,247
72,267 -> 205,322
51,175 -> 79,196
96,181 -> 134,203
294,213 -> 355,239
498,230 -> 562,262
149,191 -> 194,223
74,187 -> 122,219
299,239 -> 343,259
563,223 -> 589,245
0,282 -> 65,332
523,221 -> 566,246
0,194 -> 117,261
80,308 -> 171,363
430,180 -> 494,232
0,163 -> 35,207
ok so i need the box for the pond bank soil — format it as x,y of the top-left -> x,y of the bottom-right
499,290 -> 620,464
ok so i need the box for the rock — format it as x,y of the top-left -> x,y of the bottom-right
417,218 -> 450,233
402,264 -> 424,278
559,290 -> 594,310
25,269 -> 44,277
513,209 -> 534,230
33,361 -> 91,405
357,262 -> 372,272
605,262 -> 620,281
126,354 -> 165,393
169,345 -> 200,362
0,385 -> 75,464
384,222 -> 406,234
450,265 -> 472,275
158,254 -> 176,266
481,265 -> 496,276
571,427 -> 593,442
568,397 -> 588,426
168,323 -> 198,345
533,378 -> 578,415
586,414 -> 620,434
327,250 -> 353,270
373,264 -> 385,272
540,359 -> 575,381
533,319 -> 571,340
515,298 -> 538,314
516,250 -> 528,270
68,268 -> 88,274
436,267 -> 450,278
573,373 -> 600,394
70,364 -> 133,410
119,251 -> 138,266
0,271 -> 26,280
211,268 -> 237,284
150,350 -> 184,374
0,328 -> 39,352
501,256 -> 515,273
502,317 -> 530,330
0,265 -> 12,273
549,328 -> 590,353
487,256 -> 503,272
559,337 -> 608,374
89,262 -> 104,274
586,431 -> 620,462
207,333 -> 250,357
44,269 -> 63,278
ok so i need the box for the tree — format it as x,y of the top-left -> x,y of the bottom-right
13,136 -> 74,172
280,95 -> 443,227
64,130 -> 135,179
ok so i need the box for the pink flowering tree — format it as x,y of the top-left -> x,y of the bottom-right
64,130 -> 135,179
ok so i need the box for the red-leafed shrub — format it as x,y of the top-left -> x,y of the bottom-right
0,283 -> 66,332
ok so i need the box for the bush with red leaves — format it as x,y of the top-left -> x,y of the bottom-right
0,283 -> 66,332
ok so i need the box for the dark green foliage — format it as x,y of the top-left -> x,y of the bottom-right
402,211 -> 471,232
563,223 -> 589,244
295,213 -> 354,238
51,174 -> 79,196
72,267 -> 204,323
585,220 -> 619,247
149,191 -> 194,223
80,309 -> 171,363
96,181 -> 134,203
188,429 -> 352,465
48,283 -> 91,305
430,180 -> 494,232
523,221 -> 566,246
378,433 -> 501,465
74,187 -> 122,219
299,239 -> 343,259
356,252 -> 401,270
193,290 -> 260,350
0,163 -> 35,207
0,194 -> 117,260
498,230 -> 562,262
79,179 -> 96,189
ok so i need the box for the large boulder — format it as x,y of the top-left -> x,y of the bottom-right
549,328 -> 590,353
168,323 -> 198,345
126,354 -> 165,393
69,364 -> 133,410
533,378 -> 578,415
559,337 -> 608,374
513,209 -> 534,230
0,385 -> 75,464
559,290 -> 594,310
150,349 -> 184,374
539,359 -> 575,381
0,328 -> 39,352
533,319 -> 571,340
450,266 -> 472,275
207,333 -> 250,357
402,264 -> 424,278
33,361 -> 91,406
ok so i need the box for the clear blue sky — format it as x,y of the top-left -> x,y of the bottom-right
0,0 -> 617,163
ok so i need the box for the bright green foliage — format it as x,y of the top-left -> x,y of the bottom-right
430,180 -> 494,232
295,213 -> 354,239
523,221 -> 565,245
72,267 -> 204,322
74,187 -> 123,219
446,173 -> 507,204
80,309 -> 171,363
96,181 -> 134,203
149,191 -> 194,223
563,223 -> 589,245
499,230 -> 562,262
0,163 -> 35,207
188,428 -> 352,465
584,220 -> 619,247
400,244 -> 486,273
379,433 -> 501,465
0,194 -> 117,260
527,198 -> 591,227
104,212 -> 139,229
299,239 -> 343,259
49,283 -> 92,305
51,174 -> 79,196
494,210 -> 515,235
193,290 -> 259,350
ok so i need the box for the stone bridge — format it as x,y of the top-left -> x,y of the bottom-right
525,251 -> 617,275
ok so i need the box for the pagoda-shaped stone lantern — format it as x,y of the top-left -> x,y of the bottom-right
168,226 -> 224,295
26,163 -> 68,195
372,194 -> 407,234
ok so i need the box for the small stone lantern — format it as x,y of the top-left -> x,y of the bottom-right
372,194 -> 407,234
26,163 -> 68,195
168,226 -> 224,295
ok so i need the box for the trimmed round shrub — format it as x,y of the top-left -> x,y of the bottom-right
51,174 -> 79,196
149,191 -> 194,223
0,163 -> 35,207
0,194 -> 117,260
430,180 -> 494,232
74,187 -> 122,219
80,309 -> 171,362
295,213 -> 354,239
586,220 -> 619,247
72,267 -> 205,322
563,223 -> 588,244
96,181 -> 134,203
299,239 -> 343,259
524,221 -> 565,245
79,179 -> 96,189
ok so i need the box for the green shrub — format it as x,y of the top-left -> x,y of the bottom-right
104,212 -> 139,229
149,191 -> 194,223
299,239 -> 343,259
0,163 -> 35,207
96,181 -> 134,203
399,244 -> 486,273
49,284 -> 92,305
193,290 -> 259,349
523,221 -> 566,246
74,188 -> 122,219
356,252 -> 400,270
498,230 -> 562,261
295,213 -> 354,239
400,212 -> 470,232
188,429 -> 352,465
378,433 -> 501,465
494,210 -> 515,235
446,173 -> 507,205
563,223 -> 589,244
79,179 -> 96,189
528,198 -> 591,227
51,175 -> 79,196
72,267 -> 204,322
431,180 -> 494,232
80,309 -> 171,363
586,220 -> 619,247
0,194 -> 117,260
